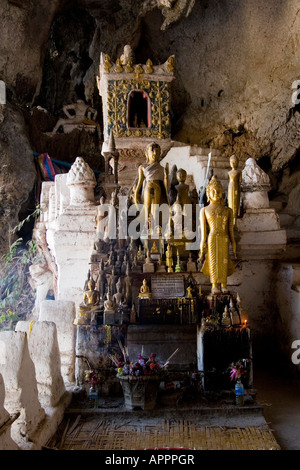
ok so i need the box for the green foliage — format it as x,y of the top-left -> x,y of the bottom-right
0,206 -> 42,331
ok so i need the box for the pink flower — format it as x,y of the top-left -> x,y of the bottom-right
230,367 -> 238,381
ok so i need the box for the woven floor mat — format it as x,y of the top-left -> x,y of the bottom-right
47,416 -> 280,450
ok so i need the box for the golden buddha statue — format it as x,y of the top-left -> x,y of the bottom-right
150,240 -> 159,254
227,154 -> 242,226
165,243 -> 173,272
132,142 -> 169,230
138,278 -> 152,298
82,279 -> 100,307
76,279 -> 100,324
198,176 -> 237,295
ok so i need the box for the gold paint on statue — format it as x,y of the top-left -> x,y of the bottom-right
165,243 -> 173,272
145,59 -> 154,74
198,176 -> 237,294
166,56 -> 175,72
82,279 -> 100,307
150,240 -> 159,254
134,64 -> 144,79
228,154 -> 242,226
125,60 -> 134,73
186,286 -> 193,298
75,279 -> 100,325
115,59 -> 123,73
138,279 -> 152,298
103,54 -> 113,73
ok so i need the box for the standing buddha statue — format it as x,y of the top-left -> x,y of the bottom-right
132,142 -> 169,231
198,176 -> 237,294
227,154 -> 242,226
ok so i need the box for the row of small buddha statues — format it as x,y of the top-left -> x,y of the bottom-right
79,242 -> 198,307
77,272 -> 247,328
203,295 -> 246,328
93,231 -> 200,277
77,271 -> 132,326
138,278 -> 195,299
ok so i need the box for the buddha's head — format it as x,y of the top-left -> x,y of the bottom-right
206,176 -> 223,203
229,154 -> 239,170
176,168 -> 187,183
145,142 -> 161,164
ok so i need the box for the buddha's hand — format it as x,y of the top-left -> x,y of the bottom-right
198,243 -> 207,263
232,241 -> 237,259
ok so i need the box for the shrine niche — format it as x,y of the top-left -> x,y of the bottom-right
127,90 -> 151,129
97,45 -> 175,142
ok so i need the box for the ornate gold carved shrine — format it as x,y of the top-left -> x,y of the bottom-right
97,46 -> 175,142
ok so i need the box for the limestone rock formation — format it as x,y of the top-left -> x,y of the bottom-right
0,0 -> 299,255
0,103 -> 36,255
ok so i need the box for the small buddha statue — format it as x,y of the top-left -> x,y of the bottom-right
96,260 -> 106,299
115,253 -> 122,268
103,290 -> 117,325
150,240 -> 160,262
186,286 -> 193,298
143,250 -> 154,273
121,253 -> 128,274
150,240 -> 159,254
96,196 -> 108,240
110,266 -> 118,294
137,245 -> 145,262
165,244 -> 173,273
221,305 -> 231,327
104,291 -> 117,314
229,298 -> 241,326
106,251 -> 114,267
76,279 -> 100,325
113,278 -> 123,305
130,304 -> 137,323
186,252 -> 196,273
82,279 -> 100,307
138,279 -> 152,298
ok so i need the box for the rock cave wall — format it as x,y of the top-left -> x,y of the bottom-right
0,0 -> 299,256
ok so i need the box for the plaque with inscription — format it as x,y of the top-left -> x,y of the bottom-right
151,275 -> 185,299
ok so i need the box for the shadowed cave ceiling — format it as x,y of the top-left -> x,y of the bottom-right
0,0 -> 299,255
